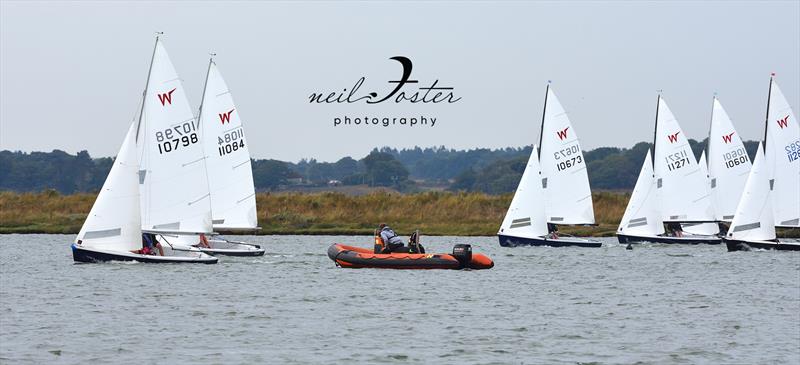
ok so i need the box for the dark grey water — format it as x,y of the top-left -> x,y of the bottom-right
1,234 -> 798,364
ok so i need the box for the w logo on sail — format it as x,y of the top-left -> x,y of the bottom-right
556,127 -> 569,140
219,109 -> 235,124
777,115 -> 790,129
157,88 -> 177,106
667,131 -> 680,143
722,132 -> 735,144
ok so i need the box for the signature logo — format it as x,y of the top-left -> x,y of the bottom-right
157,88 -> 177,106
556,127 -> 570,140
722,132 -> 735,144
777,115 -> 790,129
219,109 -> 235,124
667,131 -> 680,143
309,56 -> 461,105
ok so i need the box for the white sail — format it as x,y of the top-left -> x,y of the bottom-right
707,98 -> 752,222
728,143 -> 776,241
498,146 -> 549,239
764,78 -> 800,227
538,87 -> 595,224
199,60 -> 258,230
618,150 -> 664,236
653,97 -> 715,222
682,151 -> 719,235
136,39 -> 213,234
76,123 -> 141,252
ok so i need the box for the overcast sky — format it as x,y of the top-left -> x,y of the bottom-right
1,0 -> 798,162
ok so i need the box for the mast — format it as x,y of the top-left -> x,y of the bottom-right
652,93 -> 661,168
135,33 -> 162,142
537,82 -> 550,160
198,55 -> 215,220
763,74 -> 774,145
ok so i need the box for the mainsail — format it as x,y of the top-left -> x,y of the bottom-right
653,96 -> 715,222
136,38 -> 213,234
618,150 -> 664,237
498,145 -> 549,239
538,86 -> 595,225
707,97 -> 752,222
763,78 -> 800,228
682,151 -> 720,236
75,123 -> 142,252
198,60 -> 258,231
728,143 -> 776,241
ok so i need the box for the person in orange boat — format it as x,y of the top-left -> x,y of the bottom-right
379,223 -> 408,253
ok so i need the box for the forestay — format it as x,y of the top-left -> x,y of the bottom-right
199,60 -> 258,230
728,143 -> 776,241
707,98 -> 752,222
653,97 -> 715,222
498,145 -> 549,239
136,39 -> 213,234
764,78 -> 800,228
538,87 -> 595,225
76,123 -> 142,252
618,150 -> 664,236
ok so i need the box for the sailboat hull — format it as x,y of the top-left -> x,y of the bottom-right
723,239 -> 800,252
71,244 -> 218,264
616,234 -> 721,245
498,234 -> 601,248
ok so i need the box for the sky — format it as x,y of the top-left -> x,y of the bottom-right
1,0 -> 798,162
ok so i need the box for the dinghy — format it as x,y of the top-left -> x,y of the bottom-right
328,243 -> 493,270
71,123 -> 217,264
193,57 -> 264,256
617,95 -> 721,244
135,36 -> 221,253
724,76 -> 800,251
498,84 -> 601,247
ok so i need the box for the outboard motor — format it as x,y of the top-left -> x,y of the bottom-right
452,244 -> 472,269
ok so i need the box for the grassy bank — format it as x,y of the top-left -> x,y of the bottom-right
3,190 -> 797,237
0,190 -> 626,236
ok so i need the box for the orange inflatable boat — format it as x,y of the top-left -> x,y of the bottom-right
327,243 -> 494,270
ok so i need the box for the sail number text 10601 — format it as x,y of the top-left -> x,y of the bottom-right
665,150 -> 690,171
155,121 -> 198,154
722,147 -> 749,168
218,128 -> 245,156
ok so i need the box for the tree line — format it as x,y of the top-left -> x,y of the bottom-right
0,139 -> 759,195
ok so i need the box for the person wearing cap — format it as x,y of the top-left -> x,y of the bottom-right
378,223 -> 407,253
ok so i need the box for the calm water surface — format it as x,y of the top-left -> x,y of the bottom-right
1,234 -> 798,364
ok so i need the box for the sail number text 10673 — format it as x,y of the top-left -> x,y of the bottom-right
665,150 -> 690,171
554,144 -> 583,171
155,121 -> 198,154
218,128 -> 245,156
722,147 -> 749,168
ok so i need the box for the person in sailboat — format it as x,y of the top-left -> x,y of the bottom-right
196,233 -> 211,249
665,222 -> 683,237
133,233 -> 164,256
547,223 -> 560,239
378,223 -> 408,253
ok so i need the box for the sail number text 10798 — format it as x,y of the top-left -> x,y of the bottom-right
155,121 -> 198,154
218,128 -> 245,156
